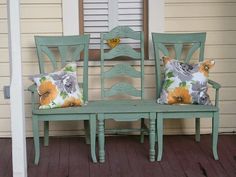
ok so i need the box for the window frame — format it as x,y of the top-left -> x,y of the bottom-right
79,0 -> 149,60
62,0 -> 165,60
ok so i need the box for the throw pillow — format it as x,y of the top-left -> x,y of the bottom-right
157,56 -> 215,105
33,63 -> 84,109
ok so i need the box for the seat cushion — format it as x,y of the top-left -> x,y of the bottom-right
158,56 -> 215,105
32,63 -> 84,109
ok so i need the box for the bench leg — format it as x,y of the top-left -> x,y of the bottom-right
44,121 -> 49,146
212,112 -> 219,160
140,118 -> 145,143
195,118 -> 200,142
155,119 -> 158,143
84,120 -> 90,144
98,114 -> 105,163
149,113 -> 156,162
32,115 -> 40,165
157,113 -> 163,161
90,114 -> 97,163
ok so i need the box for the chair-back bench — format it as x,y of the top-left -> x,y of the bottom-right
28,35 -> 97,164
96,26 -> 157,162
152,32 -> 221,161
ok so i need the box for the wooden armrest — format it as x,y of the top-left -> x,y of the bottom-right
208,79 -> 221,89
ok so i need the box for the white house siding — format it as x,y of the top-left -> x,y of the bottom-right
164,0 -> 236,134
0,0 -> 63,137
0,0 -> 235,137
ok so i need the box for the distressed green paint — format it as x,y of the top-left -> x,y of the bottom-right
152,32 -> 206,98
104,83 -> 141,97
152,32 -> 221,161
103,26 -> 140,40
104,44 -> 141,59
149,112 -> 156,162
103,63 -> 141,78
98,26 -> 155,162
29,35 -> 97,164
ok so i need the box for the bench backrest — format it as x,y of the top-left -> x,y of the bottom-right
34,35 -> 90,101
100,26 -> 145,100
152,32 -> 206,98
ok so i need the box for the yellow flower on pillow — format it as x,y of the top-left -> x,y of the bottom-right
62,97 -> 82,108
38,81 -> 58,106
199,59 -> 215,77
158,57 -> 215,105
33,63 -> 84,109
167,87 -> 192,104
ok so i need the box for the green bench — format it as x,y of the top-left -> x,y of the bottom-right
28,35 -> 97,164
152,32 -> 220,161
29,27 -> 220,164
97,26 -> 157,162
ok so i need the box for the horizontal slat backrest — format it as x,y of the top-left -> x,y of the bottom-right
152,32 -> 206,98
101,26 -> 144,99
34,35 -> 90,101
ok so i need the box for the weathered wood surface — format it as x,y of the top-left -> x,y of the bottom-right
0,135 -> 236,177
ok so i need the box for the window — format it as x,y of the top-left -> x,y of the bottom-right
79,0 -> 148,60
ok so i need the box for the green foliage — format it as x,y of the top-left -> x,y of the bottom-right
163,79 -> 174,90
64,65 -> 74,72
60,91 -> 68,99
39,76 -> 46,83
166,72 -> 174,78
179,81 -> 186,87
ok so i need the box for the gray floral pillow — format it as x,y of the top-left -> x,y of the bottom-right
158,56 -> 215,105
33,63 -> 84,109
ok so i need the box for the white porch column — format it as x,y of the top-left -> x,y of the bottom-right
7,1 -> 27,177
148,0 -> 165,59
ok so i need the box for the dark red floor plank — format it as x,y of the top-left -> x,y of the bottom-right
90,136 -> 111,177
107,136 -> 132,177
1,139 -> 12,177
89,160 -> 111,177
125,137 -> 144,177
1,135 -> 236,177
27,138 -> 39,177
162,136 -> 186,177
26,138 -> 34,164
133,136 -> 165,177
58,137 -> 70,177
0,138 -> 11,177
178,135 -> 220,177
68,137 -> 90,177
220,135 -> 236,169
32,138 -> 51,177
153,136 -> 179,177
217,135 -> 236,177
47,137 -> 61,177
199,135 -> 229,177
168,135 -> 206,177
89,137 -> 111,177
185,135 -> 220,177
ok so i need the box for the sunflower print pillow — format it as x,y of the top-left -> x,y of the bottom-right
157,56 -> 215,105
33,63 -> 84,109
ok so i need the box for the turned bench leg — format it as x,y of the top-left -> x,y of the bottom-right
90,114 -> 97,163
149,113 -> 156,162
98,113 -> 105,163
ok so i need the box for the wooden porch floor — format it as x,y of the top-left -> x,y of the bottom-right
0,135 -> 236,177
